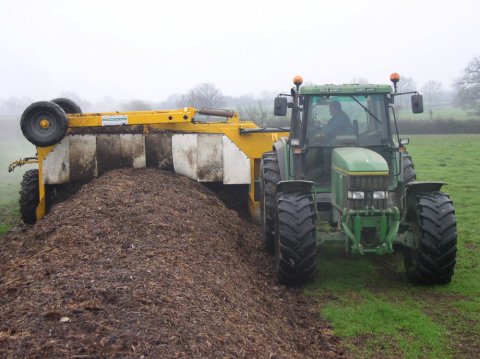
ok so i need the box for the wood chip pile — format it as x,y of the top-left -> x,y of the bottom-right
0,168 -> 344,358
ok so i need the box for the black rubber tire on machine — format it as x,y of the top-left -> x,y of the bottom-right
51,98 -> 82,114
20,101 -> 68,147
395,152 -> 417,251
19,169 -> 40,224
260,151 -> 281,254
403,192 -> 457,285
275,191 -> 317,285
401,152 -> 416,184
397,152 -> 416,198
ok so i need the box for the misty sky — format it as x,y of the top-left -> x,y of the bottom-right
0,0 -> 478,103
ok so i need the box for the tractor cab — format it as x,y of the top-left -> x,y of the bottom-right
299,88 -> 394,186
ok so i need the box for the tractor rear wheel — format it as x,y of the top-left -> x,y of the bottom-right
403,192 -> 457,284
19,169 -> 39,224
260,152 -> 280,254
20,101 -> 68,147
51,98 -> 82,114
275,191 -> 317,285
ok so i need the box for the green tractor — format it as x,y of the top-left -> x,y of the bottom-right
260,74 -> 457,285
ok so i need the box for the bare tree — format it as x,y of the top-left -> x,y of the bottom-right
176,83 -> 225,109
421,80 -> 443,108
421,80 -> 444,118
394,76 -> 417,110
455,56 -> 480,115
238,101 -> 269,126
396,76 -> 417,93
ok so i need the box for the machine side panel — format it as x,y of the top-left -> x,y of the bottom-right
172,134 -> 198,180
43,138 -> 70,184
197,134 -> 223,182
69,135 -> 97,181
120,134 -> 146,168
97,135 -> 122,176
145,133 -> 173,170
222,136 -> 250,184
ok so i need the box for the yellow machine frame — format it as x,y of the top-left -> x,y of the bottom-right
33,107 -> 288,221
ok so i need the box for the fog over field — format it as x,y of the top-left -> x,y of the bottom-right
0,0 -> 479,105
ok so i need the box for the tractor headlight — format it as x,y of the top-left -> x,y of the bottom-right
348,191 -> 365,199
373,191 -> 388,199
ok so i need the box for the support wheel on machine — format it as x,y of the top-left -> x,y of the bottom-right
403,192 -> 457,284
275,191 -> 317,285
20,101 -> 68,147
51,98 -> 82,114
19,169 -> 39,224
260,151 -> 280,254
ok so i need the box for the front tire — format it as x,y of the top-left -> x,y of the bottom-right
403,192 -> 457,284
260,152 -> 280,254
275,191 -> 317,285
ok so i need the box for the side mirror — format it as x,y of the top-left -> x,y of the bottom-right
274,96 -> 288,116
411,94 -> 423,114
400,138 -> 410,145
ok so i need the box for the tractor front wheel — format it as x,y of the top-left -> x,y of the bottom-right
275,191 -> 317,285
403,192 -> 457,284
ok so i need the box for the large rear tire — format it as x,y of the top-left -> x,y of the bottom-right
275,191 -> 317,285
19,169 -> 40,224
20,101 -> 68,147
260,152 -> 280,254
403,192 -> 457,284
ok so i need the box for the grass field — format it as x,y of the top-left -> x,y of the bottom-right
307,134 -> 480,358
0,134 -> 479,358
0,136 -> 36,234
398,107 -> 477,121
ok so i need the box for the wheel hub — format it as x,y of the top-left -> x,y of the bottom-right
39,118 -> 50,129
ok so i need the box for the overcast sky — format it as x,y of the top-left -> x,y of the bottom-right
0,0 -> 478,103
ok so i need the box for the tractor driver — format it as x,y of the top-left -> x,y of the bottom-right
324,100 -> 354,138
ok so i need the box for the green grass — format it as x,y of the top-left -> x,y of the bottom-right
398,106 -> 477,121
307,134 -> 480,358
0,133 -> 36,233
323,292 -> 445,359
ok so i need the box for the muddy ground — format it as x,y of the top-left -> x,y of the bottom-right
0,168 -> 345,358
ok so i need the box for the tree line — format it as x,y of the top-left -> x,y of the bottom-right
1,56 -> 479,132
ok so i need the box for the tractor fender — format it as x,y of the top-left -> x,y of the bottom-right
274,139 -> 288,180
277,180 -> 314,194
403,181 -> 446,220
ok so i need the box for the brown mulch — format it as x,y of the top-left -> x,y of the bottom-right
0,168 -> 345,358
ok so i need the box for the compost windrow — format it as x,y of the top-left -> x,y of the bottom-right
0,168 -> 344,358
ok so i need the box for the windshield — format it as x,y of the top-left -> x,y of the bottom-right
304,94 -> 389,146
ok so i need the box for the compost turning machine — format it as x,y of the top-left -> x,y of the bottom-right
11,74 -> 457,286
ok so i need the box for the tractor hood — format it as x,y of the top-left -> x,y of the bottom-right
332,147 -> 388,175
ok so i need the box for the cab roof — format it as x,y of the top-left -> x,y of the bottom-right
299,84 -> 392,95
